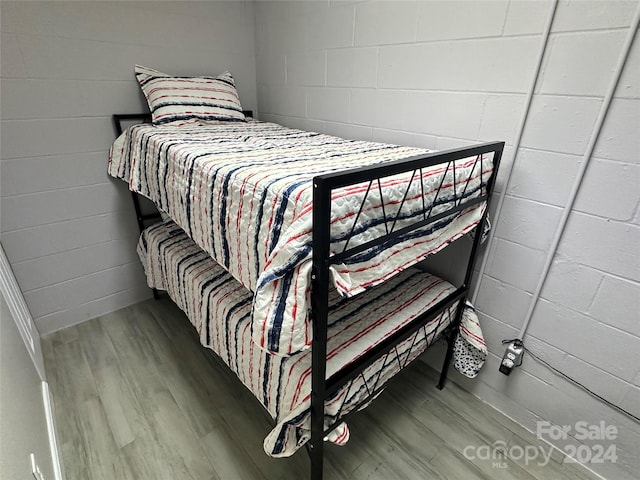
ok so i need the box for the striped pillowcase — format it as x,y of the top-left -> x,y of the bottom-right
135,65 -> 245,125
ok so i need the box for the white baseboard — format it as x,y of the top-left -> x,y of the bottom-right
42,381 -> 65,480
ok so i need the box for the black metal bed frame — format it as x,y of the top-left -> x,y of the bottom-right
112,114 -> 503,480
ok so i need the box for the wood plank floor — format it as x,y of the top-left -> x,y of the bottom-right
42,298 -> 600,480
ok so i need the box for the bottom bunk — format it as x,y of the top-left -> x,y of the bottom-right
138,219 -> 485,457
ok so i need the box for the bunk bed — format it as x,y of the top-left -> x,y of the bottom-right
108,69 -> 503,480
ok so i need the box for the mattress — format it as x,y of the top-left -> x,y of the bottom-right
111,120 -> 494,355
138,220 -> 474,457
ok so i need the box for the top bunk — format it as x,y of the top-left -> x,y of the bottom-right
109,115 -> 504,355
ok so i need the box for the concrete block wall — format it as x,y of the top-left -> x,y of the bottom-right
0,1 -> 257,335
254,1 -> 639,479
0,1 -> 637,478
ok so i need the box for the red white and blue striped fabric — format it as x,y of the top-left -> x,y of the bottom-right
138,219 -> 466,457
109,120 -> 494,355
135,65 -> 246,125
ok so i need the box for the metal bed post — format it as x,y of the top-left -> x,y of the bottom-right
437,145 -> 503,390
113,114 -> 161,300
310,176 -> 332,480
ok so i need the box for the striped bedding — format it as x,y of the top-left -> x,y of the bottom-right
110,120 -> 494,355
139,220 -> 472,457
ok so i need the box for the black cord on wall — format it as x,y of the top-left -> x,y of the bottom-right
501,339 -> 640,424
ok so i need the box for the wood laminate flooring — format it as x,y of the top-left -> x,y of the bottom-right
43,298 -> 600,480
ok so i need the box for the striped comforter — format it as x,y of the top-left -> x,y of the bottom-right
139,220 -> 466,456
110,120 -> 493,355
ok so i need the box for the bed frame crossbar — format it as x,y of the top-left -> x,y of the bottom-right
309,141 -> 503,480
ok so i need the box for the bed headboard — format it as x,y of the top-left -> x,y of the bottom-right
113,110 -> 254,136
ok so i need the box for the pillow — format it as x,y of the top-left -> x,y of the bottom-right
135,65 -> 245,125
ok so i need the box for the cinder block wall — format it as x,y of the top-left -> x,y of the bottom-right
254,1 -> 639,479
1,1 -> 637,477
0,1 -> 257,334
